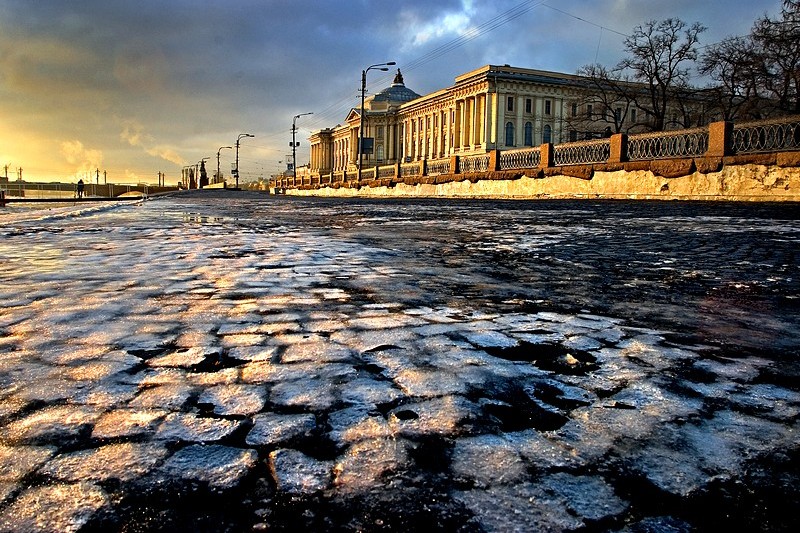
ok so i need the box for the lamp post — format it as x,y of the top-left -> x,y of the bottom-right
291,112 -> 313,181
217,146 -> 232,186
358,61 -> 395,182
235,133 -> 254,189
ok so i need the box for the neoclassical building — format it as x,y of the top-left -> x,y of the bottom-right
307,64 -> 700,178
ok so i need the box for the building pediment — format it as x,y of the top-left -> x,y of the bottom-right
345,108 -> 361,123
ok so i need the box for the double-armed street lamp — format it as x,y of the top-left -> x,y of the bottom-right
217,146 -> 232,185
291,112 -> 313,180
235,133 -> 254,189
358,61 -> 396,182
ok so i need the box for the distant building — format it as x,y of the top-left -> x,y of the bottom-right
307,64 -> 708,178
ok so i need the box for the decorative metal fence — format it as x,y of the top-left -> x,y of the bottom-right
553,139 -> 610,166
378,165 -> 395,178
500,147 -> 541,170
733,116 -> 800,154
628,127 -> 709,161
280,115 -> 800,190
400,162 -> 421,177
459,154 -> 490,173
426,158 -> 451,176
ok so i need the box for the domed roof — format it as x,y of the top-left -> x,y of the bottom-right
371,69 -> 420,104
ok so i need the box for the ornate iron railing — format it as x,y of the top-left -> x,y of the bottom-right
500,147 -> 541,170
427,158 -> 451,176
553,139 -> 610,166
460,154 -> 490,173
733,116 -> 800,154
377,165 -> 395,178
400,162 -> 421,177
628,127 -> 708,161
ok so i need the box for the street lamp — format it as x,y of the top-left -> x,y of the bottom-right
291,112 -> 313,180
217,146 -> 232,186
235,133 -> 254,189
358,61 -> 395,182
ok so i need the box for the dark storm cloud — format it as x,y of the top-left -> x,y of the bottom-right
0,0 -> 781,181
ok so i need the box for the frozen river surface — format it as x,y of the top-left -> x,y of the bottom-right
1,192 -> 799,532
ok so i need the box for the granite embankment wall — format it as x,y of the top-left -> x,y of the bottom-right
280,154 -> 800,202
274,118 -> 800,201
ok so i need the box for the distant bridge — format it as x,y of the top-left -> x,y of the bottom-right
0,181 -> 179,204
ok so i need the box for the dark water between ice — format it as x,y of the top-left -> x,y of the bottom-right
0,196 -> 799,532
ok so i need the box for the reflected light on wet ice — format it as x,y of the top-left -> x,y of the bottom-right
0,196 -> 798,531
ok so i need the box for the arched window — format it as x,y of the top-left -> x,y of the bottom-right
505,122 -> 515,147
543,124 -> 552,144
377,145 -> 384,162
524,122 -> 533,146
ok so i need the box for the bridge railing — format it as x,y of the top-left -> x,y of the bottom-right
0,181 -> 151,198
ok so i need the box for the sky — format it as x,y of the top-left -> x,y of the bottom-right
0,0 -> 783,186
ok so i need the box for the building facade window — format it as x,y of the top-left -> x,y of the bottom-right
545,100 -> 551,115
543,124 -> 552,143
569,130 -> 578,142
505,122 -> 515,146
507,96 -> 514,112
525,98 -> 532,113
377,125 -> 384,139
572,103 -> 578,117
377,145 -> 384,162
587,104 -> 593,118
630,108 -> 636,122
524,122 -> 533,146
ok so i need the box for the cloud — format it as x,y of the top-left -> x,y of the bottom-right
60,140 -> 103,179
146,146 -> 184,166
120,119 -> 185,166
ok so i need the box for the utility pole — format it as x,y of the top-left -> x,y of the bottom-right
104,170 -> 107,184
17,167 -> 22,181
96,168 -> 99,184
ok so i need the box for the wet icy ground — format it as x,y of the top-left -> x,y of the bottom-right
1,193 -> 799,532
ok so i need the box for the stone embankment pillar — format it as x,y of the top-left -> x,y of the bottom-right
609,134 -> 628,164
706,121 -> 734,157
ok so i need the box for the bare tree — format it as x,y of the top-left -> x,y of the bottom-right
750,0 -> 800,116
569,64 -> 639,136
699,36 -> 761,120
617,18 -> 706,131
